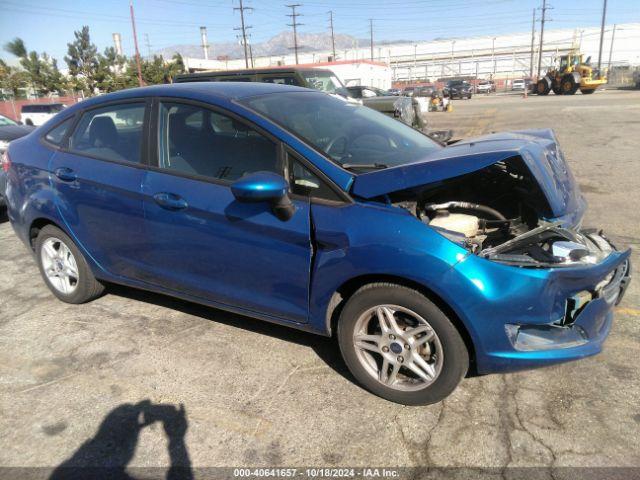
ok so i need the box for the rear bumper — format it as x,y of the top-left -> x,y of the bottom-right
438,233 -> 631,374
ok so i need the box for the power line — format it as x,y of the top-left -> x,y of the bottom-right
286,4 -> 303,64
234,0 -> 253,68
328,10 -> 336,60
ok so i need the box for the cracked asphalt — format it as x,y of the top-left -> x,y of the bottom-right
0,89 -> 639,478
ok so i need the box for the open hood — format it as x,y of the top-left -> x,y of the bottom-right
350,129 -> 584,221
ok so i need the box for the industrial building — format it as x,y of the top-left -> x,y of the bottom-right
182,22 -> 640,87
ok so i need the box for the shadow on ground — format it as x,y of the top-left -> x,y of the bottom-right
106,284 -> 354,383
50,400 -> 193,480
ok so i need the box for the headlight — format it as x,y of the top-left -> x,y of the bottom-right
0,140 -> 9,152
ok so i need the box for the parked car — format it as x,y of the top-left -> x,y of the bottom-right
176,68 -> 425,129
413,86 -> 436,97
4,83 -> 630,405
20,103 -> 65,126
387,88 -> 401,96
401,86 -> 416,96
444,80 -> 473,99
512,79 -> 526,91
0,114 -> 34,208
476,81 -> 495,94
345,86 -> 391,98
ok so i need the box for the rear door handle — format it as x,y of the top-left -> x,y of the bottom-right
54,167 -> 77,182
153,192 -> 188,211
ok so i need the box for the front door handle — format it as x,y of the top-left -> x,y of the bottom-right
54,167 -> 77,182
153,192 -> 188,211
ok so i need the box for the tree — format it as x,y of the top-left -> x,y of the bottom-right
3,38 -> 63,96
167,53 -> 185,80
65,26 -> 98,94
95,47 -> 130,93
0,59 -> 27,98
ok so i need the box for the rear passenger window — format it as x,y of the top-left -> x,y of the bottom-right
44,117 -> 74,146
69,103 -> 145,164
157,102 -> 279,182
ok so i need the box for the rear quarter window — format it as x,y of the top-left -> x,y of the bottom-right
44,117 -> 75,146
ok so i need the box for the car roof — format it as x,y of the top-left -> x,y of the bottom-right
59,82 -> 313,113
178,67 -> 331,77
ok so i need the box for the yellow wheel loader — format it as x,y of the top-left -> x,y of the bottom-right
536,52 -> 607,96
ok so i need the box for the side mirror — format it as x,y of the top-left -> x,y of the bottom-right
231,171 -> 295,221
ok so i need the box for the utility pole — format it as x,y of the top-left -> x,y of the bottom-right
144,33 -> 152,58
536,0 -> 549,78
492,37 -> 496,76
529,8 -> 536,77
369,19 -> 374,61
607,24 -> 617,71
234,0 -> 253,68
597,0 -> 608,73
129,0 -> 143,87
328,10 -> 336,60
200,26 -> 209,60
286,4 -> 303,65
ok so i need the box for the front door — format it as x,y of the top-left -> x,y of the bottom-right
140,100 -> 312,323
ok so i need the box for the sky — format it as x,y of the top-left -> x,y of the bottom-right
1,0 -> 639,64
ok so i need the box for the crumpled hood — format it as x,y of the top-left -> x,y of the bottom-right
350,128 -> 584,222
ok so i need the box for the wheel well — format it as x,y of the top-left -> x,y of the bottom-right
29,218 -> 61,250
326,274 -> 477,368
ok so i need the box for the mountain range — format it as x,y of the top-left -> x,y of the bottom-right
154,31 -> 380,60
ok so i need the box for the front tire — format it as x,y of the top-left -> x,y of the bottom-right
36,225 -> 105,303
337,283 -> 468,405
561,73 -> 580,95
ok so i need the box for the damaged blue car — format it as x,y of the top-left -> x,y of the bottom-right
3,82 -> 631,405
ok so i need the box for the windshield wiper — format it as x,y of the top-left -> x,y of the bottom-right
341,163 -> 388,170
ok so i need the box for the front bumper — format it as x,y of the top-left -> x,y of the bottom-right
439,231 -> 631,374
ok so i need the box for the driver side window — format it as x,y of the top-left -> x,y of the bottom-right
157,102 -> 280,182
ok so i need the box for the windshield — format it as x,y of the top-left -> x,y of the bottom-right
300,71 -> 344,93
0,115 -> 17,126
242,92 -> 441,170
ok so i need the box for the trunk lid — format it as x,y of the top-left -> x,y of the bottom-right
350,128 -> 584,222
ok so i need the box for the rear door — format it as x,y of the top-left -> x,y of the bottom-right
48,100 -> 149,279
139,99 -> 313,323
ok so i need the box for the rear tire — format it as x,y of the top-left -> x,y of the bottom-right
35,225 -> 105,304
536,78 -> 550,95
337,283 -> 469,405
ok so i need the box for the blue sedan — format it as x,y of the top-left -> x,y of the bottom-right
3,83 -> 630,405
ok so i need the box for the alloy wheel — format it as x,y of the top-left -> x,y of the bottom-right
40,237 -> 79,295
352,305 -> 444,391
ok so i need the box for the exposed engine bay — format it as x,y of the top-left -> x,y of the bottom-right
391,156 -> 613,267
